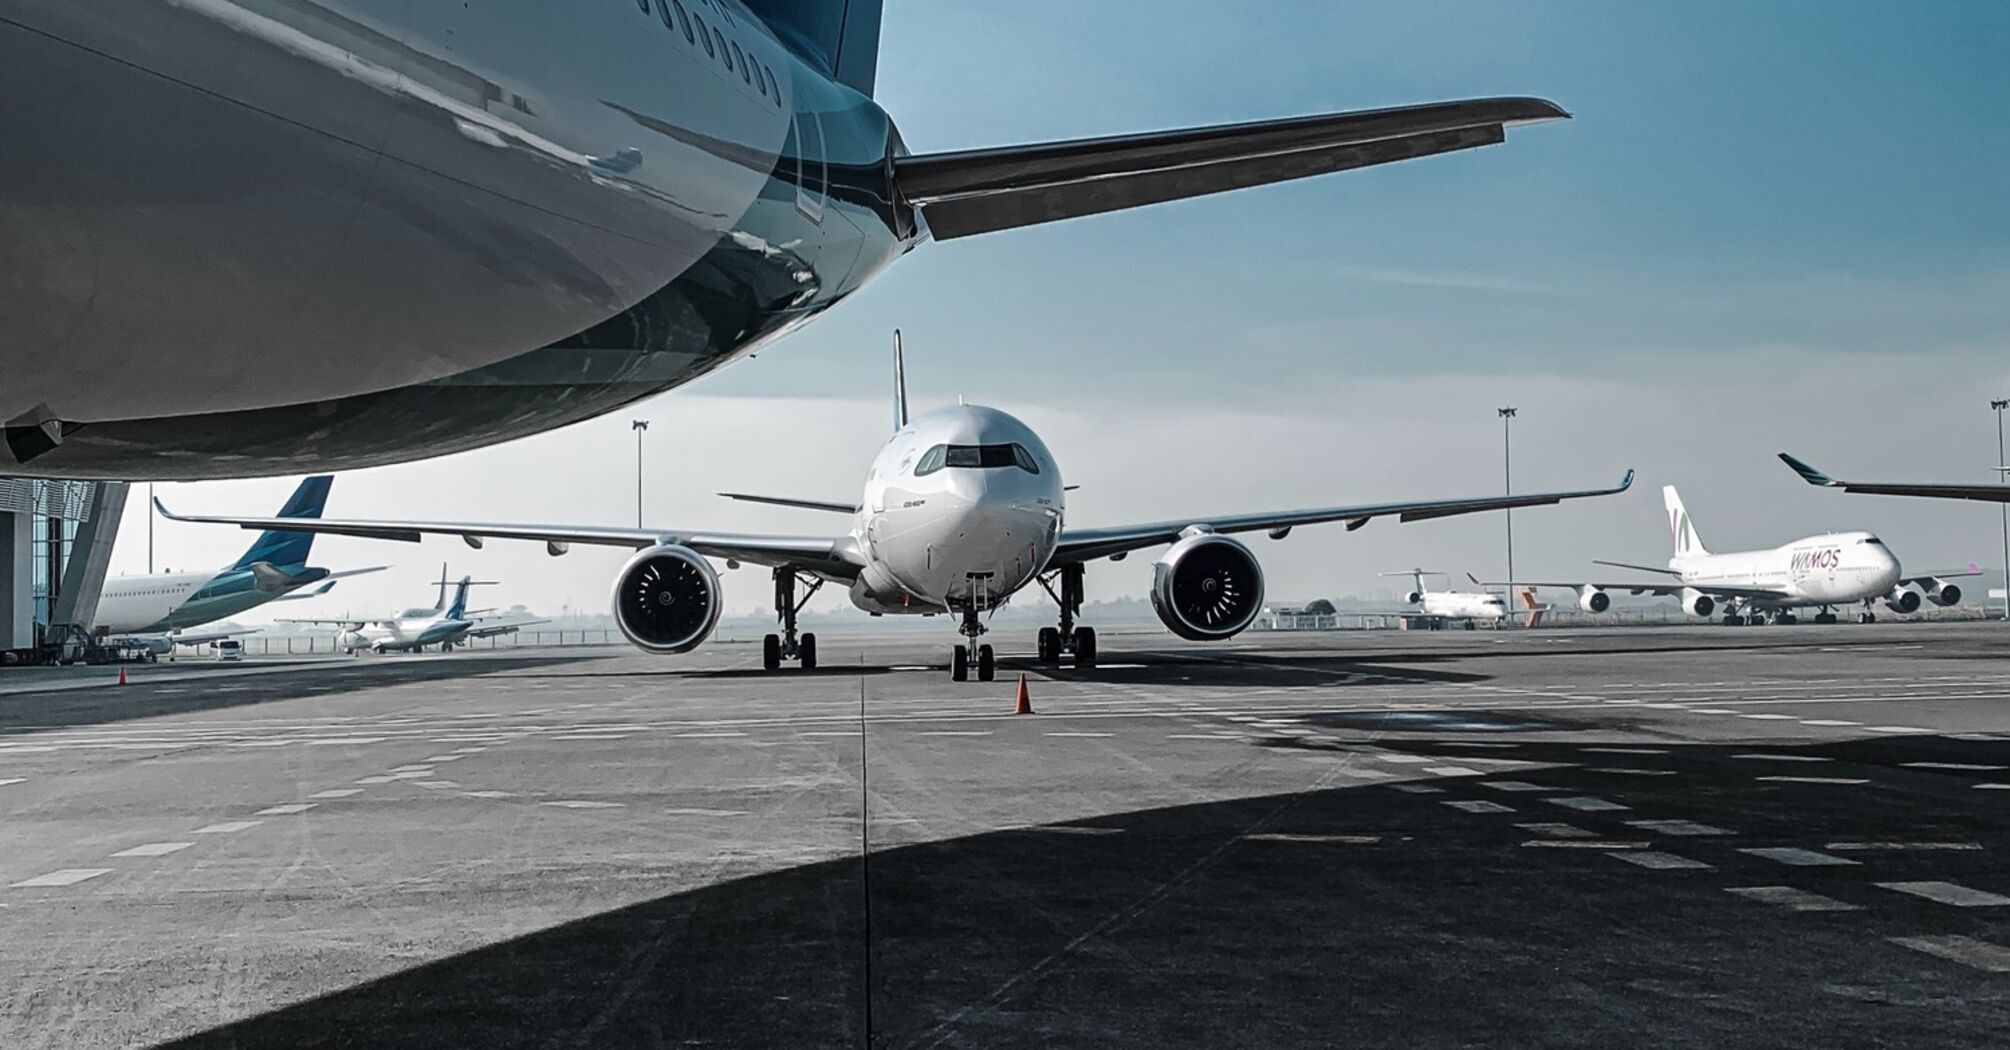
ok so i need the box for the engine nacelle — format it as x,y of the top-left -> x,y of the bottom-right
1577,586 -> 1611,613
1151,533 -> 1265,641
1404,590 -> 1424,605
1680,588 -> 1715,618
335,629 -> 367,653
611,544 -> 723,654
1922,579 -> 1963,606
1884,587 -> 1922,615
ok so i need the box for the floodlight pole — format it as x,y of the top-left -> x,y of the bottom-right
631,419 -> 650,529
1995,399 -> 2009,622
1499,407 -> 1517,599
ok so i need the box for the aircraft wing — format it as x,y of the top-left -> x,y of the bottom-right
1052,470 -> 1632,566
719,493 -> 861,515
465,618 -> 550,639
153,499 -> 866,580
1780,453 -> 2010,504
896,97 -> 1569,240
1903,566 -> 1984,588
275,618 -> 372,628
159,627 -> 261,646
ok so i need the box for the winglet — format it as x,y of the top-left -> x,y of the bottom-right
892,329 -> 910,432
1617,468 -> 1635,491
1778,453 -> 1840,487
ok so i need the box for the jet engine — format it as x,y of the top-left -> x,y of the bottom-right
335,629 -> 368,653
1921,579 -> 1964,606
611,544 -> 723,654
1680,588 -> 1715,618
1404,590 -> 1424,604
1151,533 -> 1265,641
1577,586 -> 1611,613
1884,587 -> 1922,615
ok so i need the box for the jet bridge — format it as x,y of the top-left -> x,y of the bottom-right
0,478 -> 127,665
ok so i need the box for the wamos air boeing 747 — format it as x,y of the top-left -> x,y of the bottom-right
162,342 -> 1631,681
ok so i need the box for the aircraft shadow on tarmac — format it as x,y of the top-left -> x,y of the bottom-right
0,657 -> 571,736
160,735 -> 2010,1049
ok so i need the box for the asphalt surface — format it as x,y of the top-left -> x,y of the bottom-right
5,623 -> 2010,1048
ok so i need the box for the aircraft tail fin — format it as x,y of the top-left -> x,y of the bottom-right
893,329 -> 909,432
229,476 -> 332,571
742,0 -> 883,96
446,577 -> 473,620
1664,485 -> 1709,559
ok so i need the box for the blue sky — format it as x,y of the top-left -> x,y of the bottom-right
119,3 -> 2010,617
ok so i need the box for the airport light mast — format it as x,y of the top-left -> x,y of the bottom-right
631,419 -> 650,529
1995,399 -> 2009,622
1499,407 -> 1517,602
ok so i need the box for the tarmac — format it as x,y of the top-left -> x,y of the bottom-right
4,622 -> 2010,1048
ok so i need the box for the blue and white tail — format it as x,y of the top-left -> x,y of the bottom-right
1664,485 -> 1709,560
443,577 -> 474,620
229,476 -> 331,570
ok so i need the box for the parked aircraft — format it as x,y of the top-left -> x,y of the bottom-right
2,1 -> 1567,478
1499,485 -> 1976,625
95,476 -> 383,652
158,341 -> 1631,680
1381,569 -> 1508,629
281,571 -> 546,654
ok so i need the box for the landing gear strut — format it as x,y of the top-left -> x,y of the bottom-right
1814,606 -> 1838,625
1035,563 -> 1097,668
762,568 -> 822,671
951,602 -> 994,683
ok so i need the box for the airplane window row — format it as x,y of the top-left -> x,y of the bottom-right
914,444 -> 1043,477
635,0 -> 782,107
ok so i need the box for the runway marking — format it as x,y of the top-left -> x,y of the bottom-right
1640,703 -> 1687,710
12,869 -> 113,887
1424,766 -> 1483,778
1692,709 -> 1738,715
1589,767 -> 1678,776
1390,784 -> 1443,795
1758,775 -> 1868,785
1444,800 -> 1514,814
421,755 -> 465,762
798,731 -> 862,738
1374,754 -> 1434,765
1165,734 -> 1235,741
676,732 -> 747,739
415,780 -> 460,789
551,733 -> 631,740
309,789 -> 363,799
1629,820 -> 1730,837
1827,842 -> 1983,852
1728,886 -> 1860,912
1880,881 -> 2010,907
254,804 -> 315,816
1739,713 -> 1796,721
1866,726 -> 1933,734
1481,781 -> 1550,792
665,807 -> 748,817
1548,796 -> 1628,812
1612,851 -> 1711,870
542,800 -> 624,809
1582,747 -> 1666,755
922,730 -> 994,737
389,765 -> 434,773
1523,839 -> 1647,850
1045,732 -> 1113,738
462,790 -> 516,799
305,737 -> 386,746
1891,935 -> 2010,972
111,842 -> 194,858
1732,753 -> 1831,763
385,771 -> 432,780
1905,762 -> 2007,772
1518,822 -> 1595,838
0,778 -> 22,787
1975,784 -> 2010,791
194,821 -> 262,834
1801,720 -> 1859,727
451,747 -> 488,754
1742,847 -> 1856,867
1243,833 -> 1380,845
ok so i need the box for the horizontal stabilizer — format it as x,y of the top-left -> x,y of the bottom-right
895,97 -> 1568,240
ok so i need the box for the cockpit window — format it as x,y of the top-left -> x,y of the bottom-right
1860,537 -> 1885,545
914,443 -> 1041,476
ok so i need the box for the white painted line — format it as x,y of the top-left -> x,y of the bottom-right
254,804 -> 315,816
309,789 -> 363,799
1732,753 -> 1831,763
1640,703 -> 1687,710
798,731 -> 862,738
304,737 -> 386,746
1741,847 -> 1856,867
1517,822 -> 1594,839
1588,767 -> 1678,776
389,765 -> 434,773
922,731 -> 994,737
421,755 -> 464,762
1880,881 -> 2010,907
1891,935 -> 2010,972
1692,709 -> 1738,715
542,800 -> 624,809
1523,839 -> 1648,850
1441,742 -> 1517,749
1044,732 -> 1113,738
1243,833 -> 1380,844
1758,775 -> 1867,785
1739,713 -> 1795,721
1905,762 -> 2007,772
451,747 -> 488,754
1444,800 -> 1514,814
1424,766 -> 1483,777
111,842 -> 194,858
1975,783 -> 2010,791
1800,719 -> 1859,727
1727,886 -> 1859,912
1481,781 -> 1549,792
1611,851 -> 1711,870
1866,726 -> 1932,734
1581,747 -> 1667,755
12,868 -> 113,887
1826,842 -> 1982,852
552,733 -> 631,740
194,821 -> 262,834
676,732 -> 747,739
462,790 -> 516,799
1548,796 -> 1629,812
1389,784 -> 1443,795
415,780 -> 460,789
1374,754 -> 1434,765
665,807 -> 748,817
1628,820 -> 1730,837
385,771 -> 432,780
0,778 -> 25,787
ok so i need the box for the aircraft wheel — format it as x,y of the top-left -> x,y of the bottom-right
762,633 -> 782,671
1815,612 -> 1837,624
977,644 -> 995,682
1859,612 -> 1876,624
1036,627 -> 1060,664
951,645 -> 970,682
799,632 -> 817,670
1073,627 -> 1098,667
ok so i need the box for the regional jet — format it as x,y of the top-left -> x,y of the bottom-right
1381,569 -> 1509,629
159,340 -> 1630,681
1496,485 -> 1976,625
280,571 -> 546,654
95,476 -> 385,652
2,1 -> 1567,478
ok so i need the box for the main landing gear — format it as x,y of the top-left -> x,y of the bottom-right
1034,563 -> 1098,669
1813,606 -> 1839,625
762,568 -> 822,672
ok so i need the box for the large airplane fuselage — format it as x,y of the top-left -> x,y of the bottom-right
1676,532 -> 1901,609
1417,592 -> 1507,622
1,0 -> 910,477
95,564 -> 325,634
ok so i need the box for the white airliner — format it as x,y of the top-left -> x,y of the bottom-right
94,476 -> 384,652
1381,569 -> 1508,629
1,1 -> 1567,478
1503,485 -> 1976,625
279,571 -> 546,654
158,343 -> 1631,681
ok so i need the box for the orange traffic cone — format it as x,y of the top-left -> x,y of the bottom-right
117,666 -> 128,686
1013,673 -> 1033,715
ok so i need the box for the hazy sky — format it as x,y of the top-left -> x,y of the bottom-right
110,1 -> 2010,622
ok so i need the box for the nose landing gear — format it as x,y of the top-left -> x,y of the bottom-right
951,607 -> 995,682
762,568 -> 822,671
1035,563 -> 1098,668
